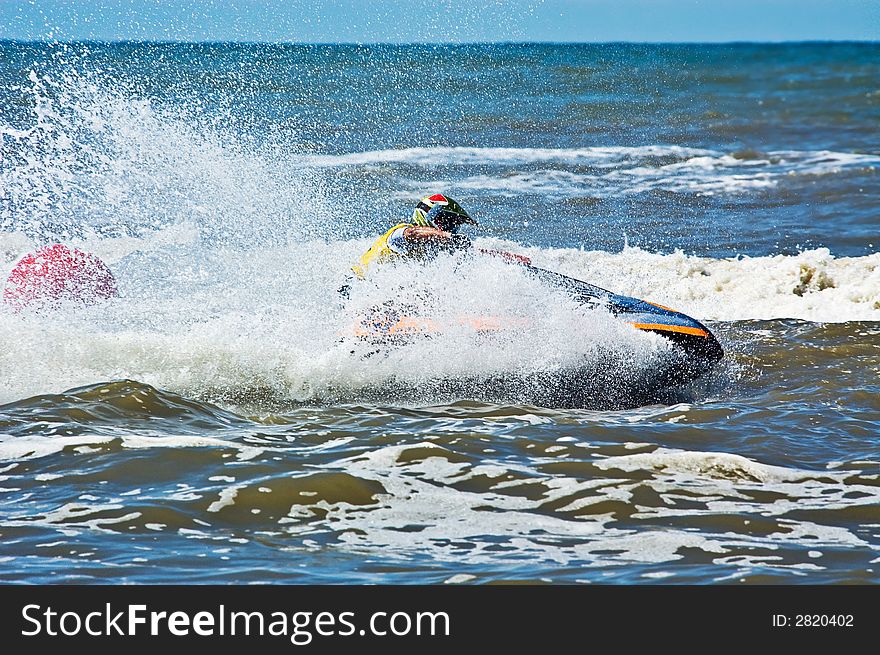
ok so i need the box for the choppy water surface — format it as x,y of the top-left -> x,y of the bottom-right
0,42 -> 878,583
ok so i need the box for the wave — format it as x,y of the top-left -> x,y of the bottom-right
294,145 -> 718,167
2,426 -> 876,577
432,152 -> 872,197
490,242 -> 880,323
297,145 -> 880,169
297,146 -> 879,197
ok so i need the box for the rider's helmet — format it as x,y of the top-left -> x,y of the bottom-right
411,194 -> 477,233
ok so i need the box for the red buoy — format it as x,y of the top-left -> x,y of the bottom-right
3,244 -> 118,309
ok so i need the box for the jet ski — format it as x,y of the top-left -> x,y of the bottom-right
345,249 -> 724,391
492,251 -> 724,366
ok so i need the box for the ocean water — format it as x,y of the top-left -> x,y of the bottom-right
0,42 -> 878,584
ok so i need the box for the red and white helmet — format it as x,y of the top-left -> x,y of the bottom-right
411,194 -> 477,233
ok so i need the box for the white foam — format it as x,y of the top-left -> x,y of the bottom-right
0,432 -> 264,463
489,242 -> 880,322
294,145 -> 716,168
207,486 -> 239,513
297,442 -> 878,571
35,503 -> 142,531
595,448 -> 815,483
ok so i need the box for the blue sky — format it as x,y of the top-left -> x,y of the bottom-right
1,0 -> 877,43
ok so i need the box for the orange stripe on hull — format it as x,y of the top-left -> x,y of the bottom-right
645,300 -> 677,312
629,322 -> 710,337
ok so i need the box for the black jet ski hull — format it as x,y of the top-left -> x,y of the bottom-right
521,263 -> 724,381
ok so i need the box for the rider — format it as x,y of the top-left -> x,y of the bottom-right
350,193 -> 477,280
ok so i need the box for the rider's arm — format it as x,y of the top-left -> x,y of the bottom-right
403,226 -> 452,243
386,226 -> 420,254
403,226 -> 471,251
387,226 -> 455,255
387,226 -> 470,256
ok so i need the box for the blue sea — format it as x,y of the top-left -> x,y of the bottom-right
0,41 -> 878,583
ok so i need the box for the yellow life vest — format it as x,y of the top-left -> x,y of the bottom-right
351,223 -> 412,279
